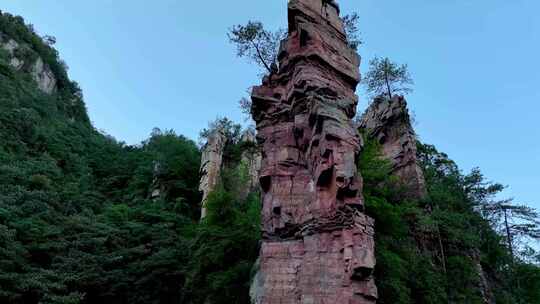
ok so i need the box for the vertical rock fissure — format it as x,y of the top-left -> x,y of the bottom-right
250,1 -> 377,303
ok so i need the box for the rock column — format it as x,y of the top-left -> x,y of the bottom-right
199,128 -> 226,220
250,0 -> 377,303
359,96 -> 427,199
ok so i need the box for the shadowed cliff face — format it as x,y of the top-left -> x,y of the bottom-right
359,95 -> 427,200
250,0 -> 377,303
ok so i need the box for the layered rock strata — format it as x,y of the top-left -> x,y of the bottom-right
0,32 -> 57,94
359,95 -> 426,199
199,128 -> 227,219
250,0 -> 377,302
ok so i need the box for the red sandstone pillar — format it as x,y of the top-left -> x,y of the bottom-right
250,1 -> 377,303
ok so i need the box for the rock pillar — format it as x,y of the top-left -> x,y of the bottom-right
250,0 -> 377,302
359,96 -> 427,199
199,128 -> 226,219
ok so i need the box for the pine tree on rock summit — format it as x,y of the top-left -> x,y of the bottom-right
364,56 -> 414,99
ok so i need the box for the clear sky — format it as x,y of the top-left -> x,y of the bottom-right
1,0 -> 538,209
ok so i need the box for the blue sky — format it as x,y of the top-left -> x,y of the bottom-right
1,0 -> 538,209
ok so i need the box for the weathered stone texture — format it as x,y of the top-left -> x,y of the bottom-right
199,128 -> 227,219
251,0 -> 376,302
0,33 -> 57,94
359,95 -> 427,199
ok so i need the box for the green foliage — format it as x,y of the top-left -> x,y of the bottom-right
363,56 -> 414,99
0,19 -> 260,301
0,10 -> 79,95
228,21 -> 285,74
186,190 -> 261,304
0,24 -> 261,301
360,136 -> 540,304
342,13 -> 362,50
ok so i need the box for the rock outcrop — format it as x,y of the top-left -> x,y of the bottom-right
149,160 -> 164,201
239,129 -> 262,197
0,33 -> 57,94
199,127 -> 262,218
250,0 -> 377,303
359,95 -> 426,199
199,128 -> 227,219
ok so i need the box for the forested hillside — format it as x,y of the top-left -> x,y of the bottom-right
0,8 -> 539,304
0,11 -> 259,304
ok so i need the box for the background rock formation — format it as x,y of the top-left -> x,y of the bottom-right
239,129 -> 262,198
0,32 -> 57,94
250,0 -> 377,302
199,127 -> 227,219
359,95 -> 426,199
199,127 -> 262,219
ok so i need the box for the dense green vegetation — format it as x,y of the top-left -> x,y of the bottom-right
0,12 -> 260,304
360,136 -> 540,304
1,9 -> 538,304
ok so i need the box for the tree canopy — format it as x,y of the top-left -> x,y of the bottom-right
364,56 -> 414,99
228,21 -> 285,74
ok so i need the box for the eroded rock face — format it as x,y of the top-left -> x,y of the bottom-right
199,128 -> 227,219
359,96 -> 427,199
250,0 -> 377,302
0,33 -> 57,94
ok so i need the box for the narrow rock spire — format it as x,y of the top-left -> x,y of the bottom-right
198,128 -> 226,220
250,0 -> 377,302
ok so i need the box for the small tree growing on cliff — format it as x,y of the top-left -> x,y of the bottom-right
228,21 -> 286,74
343,13 -> 362,50
229,15 -> 362,72
482,199 -> 540,263
364,56 -> 413,99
